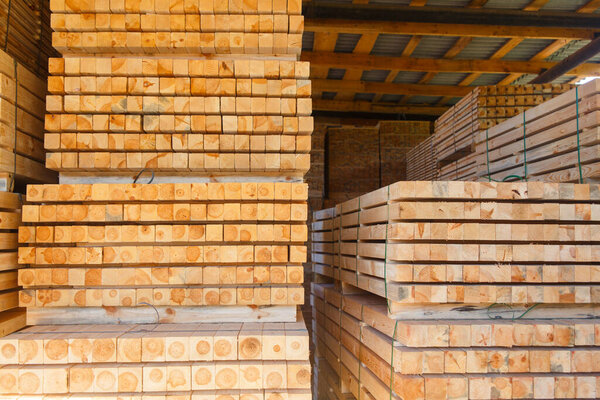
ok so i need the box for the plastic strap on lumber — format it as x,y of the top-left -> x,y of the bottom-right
389,319 -> 399,400
576,85 -> 584,183
355,197 -> 360,286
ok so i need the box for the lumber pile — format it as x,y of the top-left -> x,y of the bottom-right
0,320 -> 312,397
311,180 -> 600,399
437,151 -> 477,181
474,79 -> 600,183
17,182 -> 307,316
0,49 -> 57,187
0,0 -> 314,397
433,83 -> 573,167
0,0 -> 57,78
0,191 -> 25,338
406,136 -> 437,181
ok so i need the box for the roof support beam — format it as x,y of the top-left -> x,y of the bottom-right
530,36 -> 600,83
313,99 -> 448,115
304,4 -> 600,39
312,79 -> 474,97
302,51 -> 600,76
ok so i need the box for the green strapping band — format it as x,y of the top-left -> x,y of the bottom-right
389,320 -> 399,400
522,112 -> 528,181
384,185 -> 391,312
355,197 -> 361,286
576,85 -> 584,183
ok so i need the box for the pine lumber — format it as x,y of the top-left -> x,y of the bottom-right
405,135 -> 437,181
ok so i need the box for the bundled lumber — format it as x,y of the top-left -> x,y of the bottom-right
49,0 -> 303,55
0,319 -> 311,397
16,182 -> 307,319
405,136 -> 437,181
437,151 -> 477,181
0,0 -> 57,78
433,83 -> 573,166
0,191 -> 25,338
312,180 -> 600,311
44,57 -> 312,174
312,282 -> 600,400
0,49 -> 57,186
474,79 -> 600,183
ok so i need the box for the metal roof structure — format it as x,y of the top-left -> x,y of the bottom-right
303,0 -> 600,115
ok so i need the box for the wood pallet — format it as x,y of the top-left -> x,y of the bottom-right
433,83 -> 573,167
474,79 -> 600,183
405,136 -> 437,181
312,281 -> 600,400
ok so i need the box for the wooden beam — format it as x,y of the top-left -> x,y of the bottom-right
578,0 -> 600,13
312,79 -> 473,97
409,0 -> 427,5
531,36 -> 600,83
313,99 -> 448,115
523,0 -> 550,11
467,0 -> 488,7
304,18 -> 596,40
302,51 -> 600,76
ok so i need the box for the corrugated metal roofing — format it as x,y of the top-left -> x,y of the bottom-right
540,0 -> 589,11
407,95 -> 443,104
471,73 -> 509,86
412,36 -> 460,59
361,70 -> 391,82
321,92 -> 337,100
366,0 -> 411,5
425,0 -> 472,6
428,72 -> 469,86
327,69 -> 346,80
370,34 -> 413,56
393,71 -> 426,84
502,39 -> 555,61
483,0 -> 530,9
334,34 -> 361,53
455,37 -> 509,60
354,93 -> 376,101
380,94 -> 403,103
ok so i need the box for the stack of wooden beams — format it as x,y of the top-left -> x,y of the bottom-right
0,191 -> 25,338
49,0 -> 303,55
44,56 -> 312,174
311,180 -> 600,399
0,0 -> 313,397
474,79 -> 600,183
16,182 -> 307,316
0,49 -> 57,187
437,151 -> 477,181
0,0 -> 57,78
433,83 -> 573,168
405,136 -> 437,181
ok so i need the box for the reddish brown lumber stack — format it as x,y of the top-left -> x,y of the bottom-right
406,136 -> 437,181
311,180 -> 600,399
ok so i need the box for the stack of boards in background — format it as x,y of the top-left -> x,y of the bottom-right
406,83 -> 575,182
0,0 -> 314,398
312,180 -> 600,399
0,0 -> 59,341
0,0 -> 58,78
